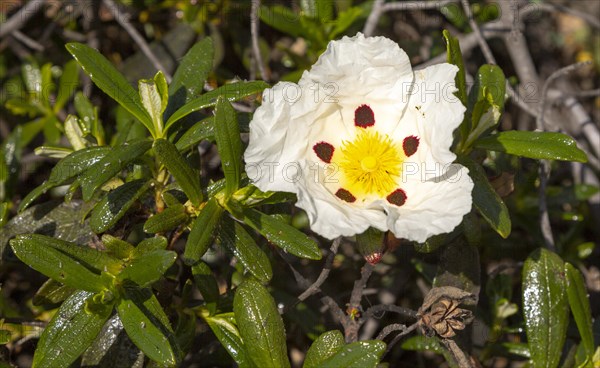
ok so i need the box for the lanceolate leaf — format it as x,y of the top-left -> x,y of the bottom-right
204,313 -> 254,368
233,278 -> 290,368
117,284 -> 179,366
143,204 -> 189,234
242,208 -> 321,260
175,117 -> 215,151
165,81 -> 268,129
219,216 -> 273,283
522,248 -> 569,368
118,249 -> 177,287
182,198 -> 224,265
10,234 -> 118,292
303,330 -> 345,368
442,30 -> 467,106
459,156 -> 511,238
192,261 -> 220,308
474,131 -> 588,162
32,291 -> 112,368
214,97 -> 242,197
166,37 -> 214,120
153,138 -> 203,206
565,263 -> 595,359
319,341 -> 386,368
90,179 -> 151,233
54,59 -> 80,112
79,139 -> 152,201
65,43 -> 153,131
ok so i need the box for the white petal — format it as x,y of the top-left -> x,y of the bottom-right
386,164 -> 473,243
295,166 -> 388,239
406,63 -> 466,165
244,82 -> 318,193
299,33 -> 413,98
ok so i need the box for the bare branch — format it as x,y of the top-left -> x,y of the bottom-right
297,237 -> 341,302
102,0 -> 172,82
0,0 -> 46,38
250,0 -> 267,81
376,323 -> 406,341
383,322 -> 419,355
363,304 -> 418,321
11,30 -> 44,51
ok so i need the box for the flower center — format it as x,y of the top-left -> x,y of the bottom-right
337,130 -> 403,197
360,156 -> 377,172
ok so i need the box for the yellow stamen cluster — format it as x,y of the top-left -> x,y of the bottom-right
336,130 -> 403,198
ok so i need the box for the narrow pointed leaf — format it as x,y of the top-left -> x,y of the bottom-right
10,234 -> 117,292
183,198 -> 224,265
192,261 -> 220,307
442,30 -> 467,106
565,263 -> 595,359
117,285 -> 179,366
166,37 -> 214,120
153,138 -> 203,206
219,216 -> 272,283
90,179 -> 151,233
204,313 -> 254,368
143,204 -> 189,234
18,146 -> 111,212
303,330 -> 345,368
118,249 -> 177,287
320,340 -> 386,368
139,79 -> 163,137
165,81 -> 268,129
102,234 -> 135,260
214,97 -> 241,196
459,156 -> 511,238
175,117 -> 215,152
55,59 -> 79,112
474,131 -> 588,162
233,278 -> 290,368
522,248 -> 568,368
32,279 -> 75,306
66,43 -> 153,131
79,139 -> 152,201
242,208 -> 321,260
133,236 -> 168,257
32,291 -> 112,368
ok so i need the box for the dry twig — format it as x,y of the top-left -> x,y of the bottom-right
250,0 -> 267,81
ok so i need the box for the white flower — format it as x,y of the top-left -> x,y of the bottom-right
244,33 -> 473,243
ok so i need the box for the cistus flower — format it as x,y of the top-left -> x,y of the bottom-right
244,33 -> 473,243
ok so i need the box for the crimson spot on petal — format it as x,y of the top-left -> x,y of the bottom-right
403,136 -> 420,157
313,142 -> 335,163
354,104 -> 375,128
387,189 -> 407,206
335,188 -> 356,203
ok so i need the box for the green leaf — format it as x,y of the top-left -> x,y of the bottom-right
138,75 -> 165,137
442,30 -> 467,106
192,261 -> 220,308
219,216 -> 273,283
32,291 -> 112,368
133,236 -> 168,257
90,179 -> 151,233
303,330 -> 345,368
464,93 -> 502,148
242,208 -> 321,260
22,63 -> 42,98
166,37 -> 214,120
65,43 -> 153,132
54,59 -> 79,112
64,115 -> 87,151
32,279 -> 75,306
183,198 -> 224,265
174,116 -> 215,151
233,278 -> 290,368
203,313 -> 254,368
320,341 -> 386,368
459,156 -> 511,238
214,97 -> 242,197
118,249 -> 177,287
153,138 -> 203,206
117,284 -> 179,366
355,227 -> 385,263
79,139 -> 152,201
565,263 -> 595,359
474,131 -> 588,162
259,5 -> 302,37
102,234 -> 135,260
469,64 -> 506,110
329,7 -> 363,39
143,203 -> 189,233
522,248 -> 569,368
74,91 -> 97,134
9,234 -> 117,292
165,81 -> 268,129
